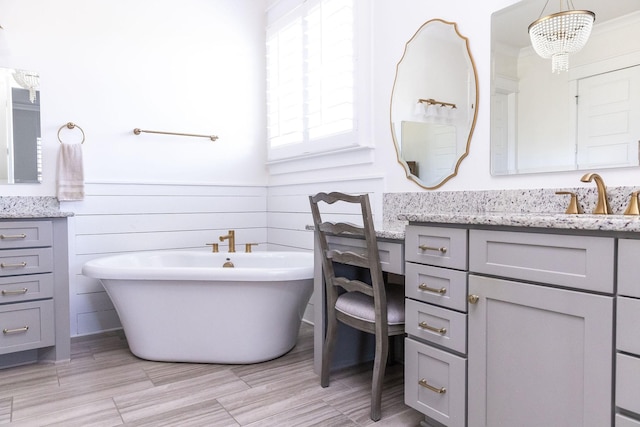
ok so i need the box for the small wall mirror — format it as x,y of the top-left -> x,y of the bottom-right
390,19 -> 478,189
491,0 -> 640,175
0,67 -> 42,184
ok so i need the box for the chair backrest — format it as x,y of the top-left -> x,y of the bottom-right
309,192 -> 387,317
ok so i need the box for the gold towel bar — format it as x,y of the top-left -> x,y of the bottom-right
133,128 -> 219,141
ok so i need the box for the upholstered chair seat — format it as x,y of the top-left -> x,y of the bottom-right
335,286 -> 405,325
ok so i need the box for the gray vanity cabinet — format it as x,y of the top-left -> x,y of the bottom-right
468,230 -> 614,427
0,219 -> 70,366
616,239 -> 640,426
405,223 -> 619,427
404,225 -> 468,427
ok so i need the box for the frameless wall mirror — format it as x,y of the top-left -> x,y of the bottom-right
0,67 -> 42,184
390,19 -> 478,190
491,0 -> 640,176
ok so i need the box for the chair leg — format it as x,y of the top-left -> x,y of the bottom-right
387,335 -> 396,366
320,314 -> 338,388
370,333 -> 389,421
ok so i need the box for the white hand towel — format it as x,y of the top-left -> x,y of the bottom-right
56,143 -> 84,201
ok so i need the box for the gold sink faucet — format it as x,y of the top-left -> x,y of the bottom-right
219,230 -> 236,252
580,173 -> 612,214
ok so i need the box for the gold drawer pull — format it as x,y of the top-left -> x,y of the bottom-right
418,379 -> 447,394
419,283 -> 447,295
0,233 -> 26,239
468,294 -> 480,304
1,288 -> 28,296
419,321 -> 447,335
0,262 -> 27,268
418,245 -> 447,254
3,326 -> 29,335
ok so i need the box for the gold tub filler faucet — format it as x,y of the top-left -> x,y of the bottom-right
207,230 -> 259,253
219,230 -> 236,252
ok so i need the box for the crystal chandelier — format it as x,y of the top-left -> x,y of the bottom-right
528,1 -> 595,73
12,69 -> 40,103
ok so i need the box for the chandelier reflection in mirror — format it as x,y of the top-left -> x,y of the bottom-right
13,70 -> 40,103
528,0 -> 595,73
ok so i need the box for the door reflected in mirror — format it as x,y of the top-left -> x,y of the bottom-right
401,121 -> 457,185
0,67 -> 42,184
390,19 -> 478,189
491,0 -> 640,176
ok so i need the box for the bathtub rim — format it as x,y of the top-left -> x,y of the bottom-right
82,250 -> 314,282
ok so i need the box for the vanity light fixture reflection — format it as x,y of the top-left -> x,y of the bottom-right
528,0 -> 595,73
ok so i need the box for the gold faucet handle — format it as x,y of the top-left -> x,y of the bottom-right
555,191 -> 583,214
624,191 -> 640,216
206,243 -> 219,252
245,243 -> 258,253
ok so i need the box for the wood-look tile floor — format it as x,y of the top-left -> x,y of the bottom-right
1,323 -> 424,426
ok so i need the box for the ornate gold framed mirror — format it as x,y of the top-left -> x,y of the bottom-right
390,19 -> 478,189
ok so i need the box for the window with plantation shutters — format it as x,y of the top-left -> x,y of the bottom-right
267,0 -> 363,161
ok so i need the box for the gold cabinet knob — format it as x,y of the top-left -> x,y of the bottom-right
468,294 -> 479,304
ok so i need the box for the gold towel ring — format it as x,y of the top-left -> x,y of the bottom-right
57,122 -> 85,144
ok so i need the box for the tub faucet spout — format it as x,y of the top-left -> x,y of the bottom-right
580,173 -> 612,214
219,230 -> 236,252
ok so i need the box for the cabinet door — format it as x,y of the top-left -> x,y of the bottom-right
468,275 -> 613,427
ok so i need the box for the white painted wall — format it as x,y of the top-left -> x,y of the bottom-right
0,0 -> 267,196
5,0 -> 638,202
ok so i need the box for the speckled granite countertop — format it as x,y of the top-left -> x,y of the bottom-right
0,197 -> 73,218
374,229 -> 405,240
383,187 -> 640,237
398,212 -> 640,233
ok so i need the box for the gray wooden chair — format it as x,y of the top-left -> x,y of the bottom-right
309,192 -> 405,422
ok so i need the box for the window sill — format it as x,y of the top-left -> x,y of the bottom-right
266,145 -> 374,175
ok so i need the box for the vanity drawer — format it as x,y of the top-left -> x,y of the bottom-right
0,273 -> 54,303
327,235 -> 404,275
616,353 -> 640,415
405,337 -> 466,427
469,230 -> 614,293
618,239 -> 640,298
405,225 -> 467,270
405,262 -> 468,311
0,221 -> 52,249
0,248 -> 53,277
0,299 -> 54,354
406,298 -> 467,354
617,297 -> 640,355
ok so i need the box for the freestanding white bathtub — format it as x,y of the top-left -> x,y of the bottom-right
82,250 -> 314,364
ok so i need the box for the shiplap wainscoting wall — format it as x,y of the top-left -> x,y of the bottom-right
62,182 -> 268,337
